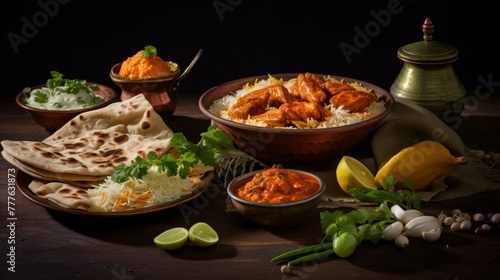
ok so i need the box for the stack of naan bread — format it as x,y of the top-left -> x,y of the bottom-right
1,94 -> 174,210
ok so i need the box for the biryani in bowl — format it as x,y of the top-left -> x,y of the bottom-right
199,73 -> 395,170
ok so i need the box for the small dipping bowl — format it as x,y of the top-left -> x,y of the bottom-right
16,83 -> 117,133
227,168 -> 326,229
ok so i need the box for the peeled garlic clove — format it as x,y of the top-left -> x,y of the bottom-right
490,213 -> 500,224
422,228 -> 442,242
382,221 -> 404,241
391,204 -> 407,222
403,216 -> 442,238
395,235 -> 409,248
402,209 -> 424,224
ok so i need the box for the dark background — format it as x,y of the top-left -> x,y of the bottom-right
3,0 -> 500,99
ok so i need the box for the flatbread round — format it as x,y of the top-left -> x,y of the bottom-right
2,132 -> 170,176
28,179 -> 92,211
2,94 -> 173,178
2,94 -> 178,209
1,151 -> 104,187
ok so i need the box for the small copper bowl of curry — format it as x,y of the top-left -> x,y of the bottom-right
227,168 -> 325,229
110,62 -> 181,120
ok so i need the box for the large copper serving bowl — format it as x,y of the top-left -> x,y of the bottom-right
199,73 -> 395,170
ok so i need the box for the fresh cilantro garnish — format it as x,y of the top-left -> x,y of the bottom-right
47,71 -> 64,88
87,92 -> 104,104
53,102 -> 63,108
46,71 -> 99,96
110,125 -> 233,183
320,201 -> 394,245
141,45 -> 158,58
348,176 -> 421,210
200,125 -> 233,150
111,156 -> 151,183
33,91 -> 49,103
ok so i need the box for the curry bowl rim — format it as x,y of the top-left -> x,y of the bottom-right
226,168 -> 326,208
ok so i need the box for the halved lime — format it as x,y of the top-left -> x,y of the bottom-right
154,227 -> 189,250
188,222 -> 219,247
336,156 -> 377,194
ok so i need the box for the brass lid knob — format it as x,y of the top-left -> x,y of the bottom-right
397,17 -> 459,64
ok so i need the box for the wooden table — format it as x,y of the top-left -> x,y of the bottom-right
1,93 -> 499,279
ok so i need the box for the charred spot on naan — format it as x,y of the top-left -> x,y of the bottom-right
61,157 -> 85,166
113,157 -> 129,164
92,131 -> 110,138
38,151 -> 64,159
69,115 -> 86,127
63,142 -> 86,149
57,187 -> 89,198
139,109 -> 154,130
141,120 -> 151,130
102,149 -> 124,157
33,142 -> 53,149
113,134 -> 129,143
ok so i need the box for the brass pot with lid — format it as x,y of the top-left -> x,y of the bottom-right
390,17 -> 465,119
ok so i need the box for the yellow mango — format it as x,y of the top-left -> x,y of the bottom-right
374,141 -> 467,191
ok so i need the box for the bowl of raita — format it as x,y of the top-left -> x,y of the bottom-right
16,71 -> 117,133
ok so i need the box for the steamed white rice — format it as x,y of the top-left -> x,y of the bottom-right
209,75 -> 386,129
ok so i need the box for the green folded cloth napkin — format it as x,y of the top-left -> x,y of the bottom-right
215,100 -> 500,209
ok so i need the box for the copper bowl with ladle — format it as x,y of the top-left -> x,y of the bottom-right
110,49 -> 203,120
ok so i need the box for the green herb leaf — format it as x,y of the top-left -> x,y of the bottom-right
142,45 -> 158,58
348,176 -> 420,210
47,71 -> 64,88
199,125 -> 233,149
33,91 -> 49,103
44,71 -> 100,104
171,133 -> 196,154
110,126 -> 231,182
111,156 -> 151,183
110,165 -> 129,183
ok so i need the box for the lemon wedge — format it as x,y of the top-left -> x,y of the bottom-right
336,156 -> 377,194
154,227 -> 189,250
188,222 -> 219,247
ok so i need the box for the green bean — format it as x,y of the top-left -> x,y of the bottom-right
271,242 -> 333,263
287,249 -> 335,267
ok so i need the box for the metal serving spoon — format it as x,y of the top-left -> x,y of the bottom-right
178,49 -> 203,81
169,49 -> 203,93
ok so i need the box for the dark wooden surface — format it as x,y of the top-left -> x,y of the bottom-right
1,93 -> 499,280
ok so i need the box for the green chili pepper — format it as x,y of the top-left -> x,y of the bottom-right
287,249 -> 335,267
271,242 -> 333,263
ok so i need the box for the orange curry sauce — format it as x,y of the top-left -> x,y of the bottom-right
118,50 -> 172,79
236,168 -> 320,204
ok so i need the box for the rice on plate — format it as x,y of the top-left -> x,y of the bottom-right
209,74 -> 387,129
